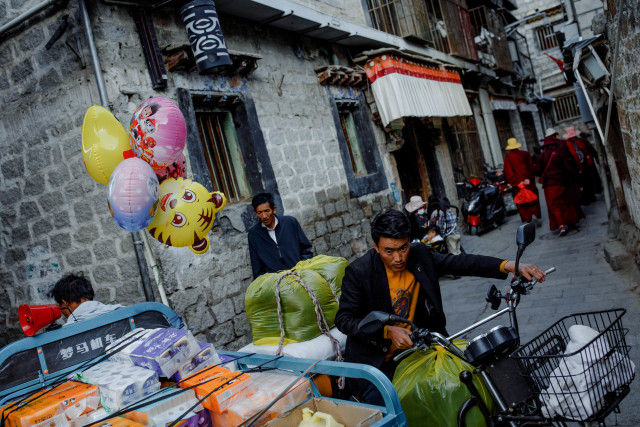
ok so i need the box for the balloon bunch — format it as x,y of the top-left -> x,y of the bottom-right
81,97 -> 226,254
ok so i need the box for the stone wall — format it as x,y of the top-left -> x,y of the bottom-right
606,0 -> 640,261
0,1 -> 396,348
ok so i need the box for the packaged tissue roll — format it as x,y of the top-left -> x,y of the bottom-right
0,381 -> 100,427
123,388 -> 204,426
107,328 -> 160,366
128,329 -> 199,378
180,366 -> 252,413
174,342 -> 221,382
73,362 -> 160,413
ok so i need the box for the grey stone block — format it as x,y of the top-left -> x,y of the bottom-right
92,239 -> 118,261
64,249 -> 92,267
212,298 -> 235,324
73,225 -> 100,244
24,174 -> 45,196
324,202 -> 335,216
20,201 -> 41,220
208,320 -> 235,346
0,186 -> 22,205
2,157 -> 24,180
604,239 -> 632,271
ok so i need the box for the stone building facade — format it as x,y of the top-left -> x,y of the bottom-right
0,0 -> 399,348
0,0 -> 537,348
514,0 -> 604,139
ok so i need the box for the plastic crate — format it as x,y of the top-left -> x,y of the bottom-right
511,309 -> 634,421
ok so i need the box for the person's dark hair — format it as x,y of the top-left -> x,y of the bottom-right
49,272 -> 95,305
251,193 -> 275,210
427,224 -> 441,235
146,102 -> 160,116
371,210 -> 411,244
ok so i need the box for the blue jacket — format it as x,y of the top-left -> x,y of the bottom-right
247,215 -> 313,279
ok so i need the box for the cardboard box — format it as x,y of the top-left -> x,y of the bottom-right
0,381 -> 100,427
179,366 -> 251,413
265,398 -> 383,427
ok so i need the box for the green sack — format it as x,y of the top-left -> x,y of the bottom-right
392,340 -> 496,427
245,255 -> 348,345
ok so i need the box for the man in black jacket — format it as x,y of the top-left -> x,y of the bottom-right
335,209 -> 546,404
248,193 -> 314,279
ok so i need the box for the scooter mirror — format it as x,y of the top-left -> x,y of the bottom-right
357,311 -> 414,335
357,311 -> 394,335
516,222 -> 536,248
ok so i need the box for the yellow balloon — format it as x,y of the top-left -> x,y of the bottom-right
147,178 -> 227,254
82,106 -> 134,185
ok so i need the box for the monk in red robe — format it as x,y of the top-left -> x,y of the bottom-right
536,128 -> 584,236
503,138 -> 542,225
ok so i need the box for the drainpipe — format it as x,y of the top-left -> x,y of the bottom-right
478,87 -> 503,166
0,0 -> 61,36
78,0 -> 161,305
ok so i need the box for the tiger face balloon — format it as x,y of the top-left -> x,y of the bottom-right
147,178 -> 226,254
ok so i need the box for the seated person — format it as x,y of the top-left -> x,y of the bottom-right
421,225 -> 445,253
50,273 -> 123,325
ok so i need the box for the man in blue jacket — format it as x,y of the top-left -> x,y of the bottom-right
248,193 -> 314,279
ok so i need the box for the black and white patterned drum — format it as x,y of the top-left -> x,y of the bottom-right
180,0 -> 231,74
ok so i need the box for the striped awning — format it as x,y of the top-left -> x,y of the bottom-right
363,55 -> 472,127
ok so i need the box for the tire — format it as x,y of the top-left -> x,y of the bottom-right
470,225 -> 478,236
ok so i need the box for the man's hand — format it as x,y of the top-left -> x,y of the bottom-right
504,261 -> 546,282
387,326 -> 414,350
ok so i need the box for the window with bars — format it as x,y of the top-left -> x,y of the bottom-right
367,0 -> 401,36
339,110 -> 368,177
553,92 -> 581,122
195,111 -> 251,202
536,23 -> 560,51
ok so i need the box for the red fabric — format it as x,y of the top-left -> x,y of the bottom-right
504,150 -> 542,222
535,139 -> 579,187
543,185 -> 584,230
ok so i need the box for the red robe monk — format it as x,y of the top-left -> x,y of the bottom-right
503,138 -> 542,223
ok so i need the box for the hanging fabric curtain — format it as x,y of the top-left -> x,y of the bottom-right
363,55 -> 472,127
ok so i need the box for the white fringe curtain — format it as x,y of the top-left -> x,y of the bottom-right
364,55 -> 472,127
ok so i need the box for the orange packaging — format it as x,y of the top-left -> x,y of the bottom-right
92,417 -> 146,426
0,381 -> 100,427
179,366 -> 251,413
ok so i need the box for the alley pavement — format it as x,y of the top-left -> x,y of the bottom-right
440,193 -> 640,425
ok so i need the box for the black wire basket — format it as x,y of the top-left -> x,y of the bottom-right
510,309 -> 635,422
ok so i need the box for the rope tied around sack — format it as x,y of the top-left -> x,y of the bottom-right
273,271 -> 345,379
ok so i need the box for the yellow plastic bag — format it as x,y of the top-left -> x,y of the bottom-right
245,255 -> 348,345
392,340 -> 496,427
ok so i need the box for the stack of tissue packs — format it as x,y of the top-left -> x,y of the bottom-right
123,388 -> 207,426
106,328 -> 200,378
74,362 -> 160,413
173,342 -> 221,382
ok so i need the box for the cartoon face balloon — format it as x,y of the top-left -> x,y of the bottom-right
146,178 -> 226,254
129,97 -> 186,170
107,158 -> 159,232
154,152 -> 187,184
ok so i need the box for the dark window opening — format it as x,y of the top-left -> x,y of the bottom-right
536,23 -> 561,51
329,91 -> 387,197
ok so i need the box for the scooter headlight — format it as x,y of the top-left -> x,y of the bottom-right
468,195 -> 480,212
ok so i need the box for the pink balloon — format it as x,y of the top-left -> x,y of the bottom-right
154,152 -> 187,184
107,158 -> 159,232
129,97 -> 186,170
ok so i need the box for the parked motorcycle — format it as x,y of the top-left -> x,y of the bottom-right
484,164 -> 518,216
455,168 -> 506,236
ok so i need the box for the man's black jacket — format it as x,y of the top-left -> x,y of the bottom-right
335,243 -> 508,375
247,215 -> 313,279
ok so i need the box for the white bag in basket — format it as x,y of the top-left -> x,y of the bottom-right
541,325 -> 635,420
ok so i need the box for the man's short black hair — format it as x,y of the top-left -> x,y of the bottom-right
252,193 -> 275,210
371,210 -> 412,244
49,272 -> 95,305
